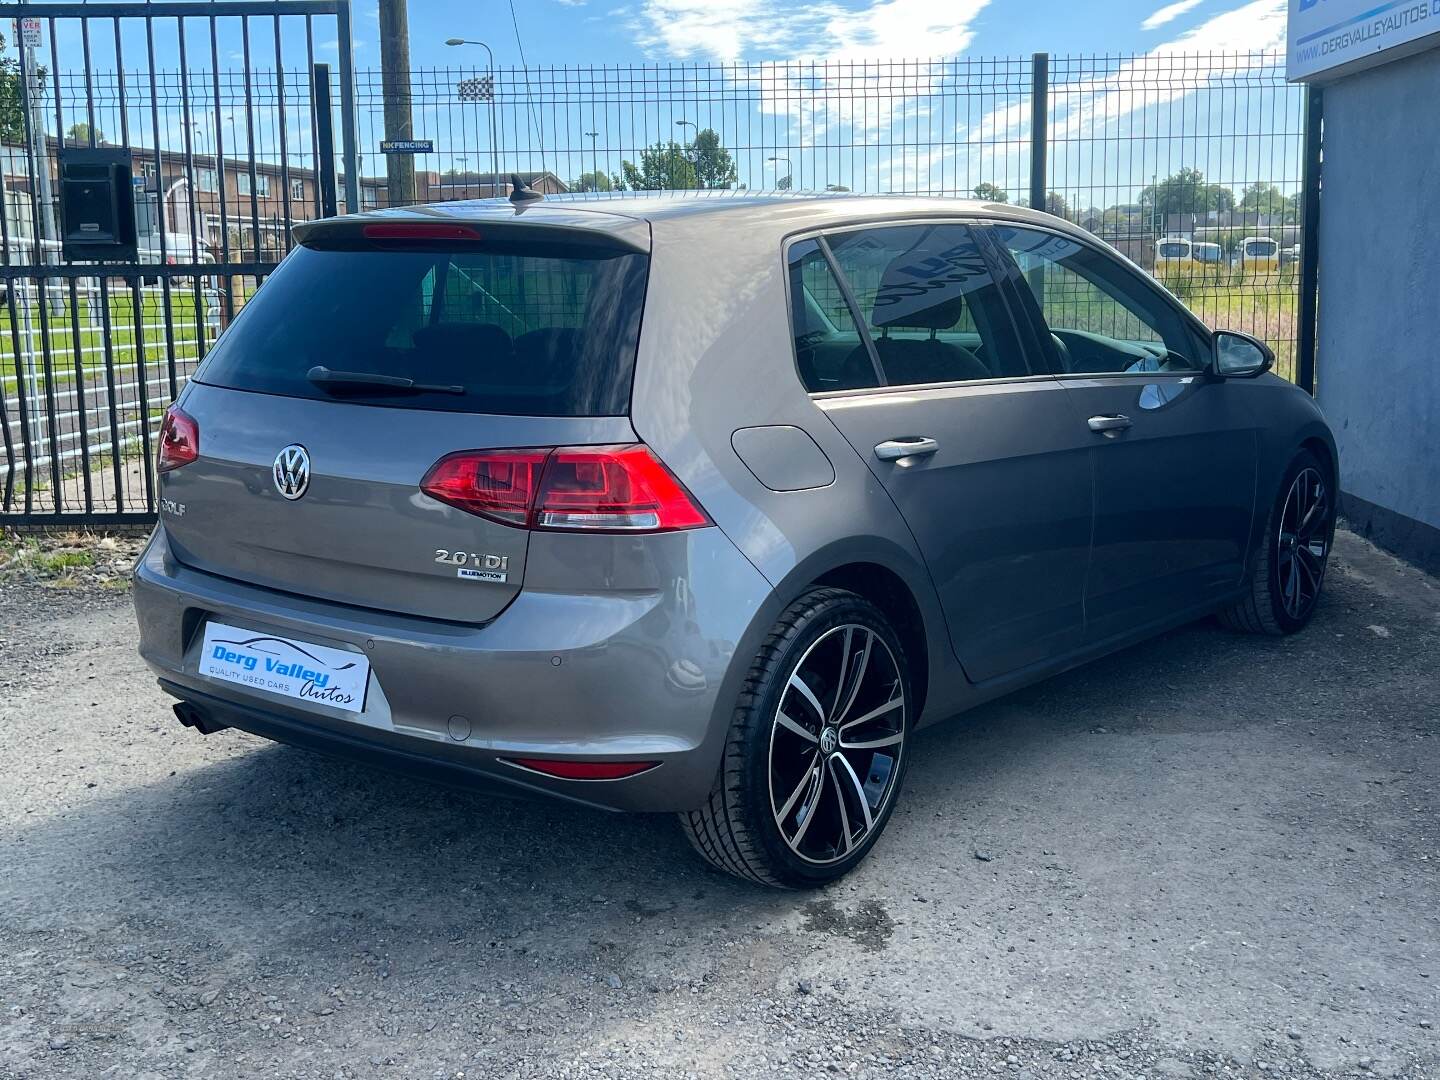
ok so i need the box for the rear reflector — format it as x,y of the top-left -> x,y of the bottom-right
508,758 -> 659,780
420,444 -> 710,533
362,222 -> 483,242
157,404 -> 200,473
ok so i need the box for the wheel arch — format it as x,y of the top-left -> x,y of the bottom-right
810,561 -> 931,722
754,532 -> 948,723
1300,434 -> 1338,490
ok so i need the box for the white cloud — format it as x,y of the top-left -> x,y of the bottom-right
980,0 -> 1287,146
821,0 -> 988,61
1140,0 -> 1203,30
633,0 -> 988,62
556,0 -> 589,6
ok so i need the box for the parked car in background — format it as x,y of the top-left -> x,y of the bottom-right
1192,241 -> 1224,268
1155,236 -> 1191,271
135,192 -> 1338,888
1237,234 -> 1280,271
1280,242 -> 1301,269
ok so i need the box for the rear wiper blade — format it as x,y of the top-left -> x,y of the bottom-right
306,366 -> 465,395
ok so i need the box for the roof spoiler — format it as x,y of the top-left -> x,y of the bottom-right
291,214 -> 648,254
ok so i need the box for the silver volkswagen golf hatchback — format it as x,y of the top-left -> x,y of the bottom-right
135,192 -> 1337,887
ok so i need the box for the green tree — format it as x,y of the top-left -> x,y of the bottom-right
0,31 -> 25,145
65,121 -> 104,145
618,141 -> 698,191
1014,191 -> 1070,218
571,170 -> 613,192
972,181 -> 1008,203
688,128 -> 737,189
1239,182 -> 1293,220
1139,167 -> 1236,223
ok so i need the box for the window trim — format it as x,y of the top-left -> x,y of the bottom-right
780,216 -> 1047,399
815,235 -> 886,386
983,220 -> 1215,379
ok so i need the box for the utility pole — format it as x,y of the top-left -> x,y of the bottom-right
378,0 -> 416,207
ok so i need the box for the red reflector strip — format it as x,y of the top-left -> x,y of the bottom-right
362,222 -> 483,241
508,758 -> 659,780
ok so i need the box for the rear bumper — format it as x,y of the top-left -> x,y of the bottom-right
133,525 -> 774,812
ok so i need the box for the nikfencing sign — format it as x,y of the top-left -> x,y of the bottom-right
380,139 -> 434,154
1288,0 -> 1440,80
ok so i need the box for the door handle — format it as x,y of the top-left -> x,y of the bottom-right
874,437 -> 939,463
1087,414 -> 1132,436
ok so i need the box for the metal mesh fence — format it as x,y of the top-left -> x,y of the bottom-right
2,47 -> 1307,522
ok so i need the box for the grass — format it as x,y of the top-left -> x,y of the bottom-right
1,279 -> 260,393
0,527 -> 138,589
0,530 -> 94,578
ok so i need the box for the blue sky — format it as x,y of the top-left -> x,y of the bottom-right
7,0 -> 1296,206
365,0 -> 1283,68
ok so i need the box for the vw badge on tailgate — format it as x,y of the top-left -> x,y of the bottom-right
273,444 -> 311,500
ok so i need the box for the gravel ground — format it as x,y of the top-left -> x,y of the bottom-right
0,529 -> 1436,1080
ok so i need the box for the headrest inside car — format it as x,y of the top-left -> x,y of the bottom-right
870,238 -> 988,331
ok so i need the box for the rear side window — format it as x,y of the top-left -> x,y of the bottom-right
791,223 -> 1028,391
786,239 -> 880,393
196,241 -> 649,416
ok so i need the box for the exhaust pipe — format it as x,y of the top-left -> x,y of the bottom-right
173,701 -> 229,736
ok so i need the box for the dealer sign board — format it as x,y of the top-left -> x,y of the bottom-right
1288,0 -> 1440,80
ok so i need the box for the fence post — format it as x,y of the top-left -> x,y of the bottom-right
313,63 -> 339,219
1029,53 -> 1049,214
1296,85 -> 1323,396
335,0 -> 362,213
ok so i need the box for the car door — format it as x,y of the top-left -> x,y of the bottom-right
987,222 -> 1258,642
789,222 -> 1093,684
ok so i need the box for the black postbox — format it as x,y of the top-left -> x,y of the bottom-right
58,147 -> 137,261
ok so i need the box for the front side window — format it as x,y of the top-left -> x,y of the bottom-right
995,224 -> 1206,374
789,222 -> 1027,392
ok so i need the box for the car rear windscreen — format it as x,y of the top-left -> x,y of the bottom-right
194,240 -> 649,416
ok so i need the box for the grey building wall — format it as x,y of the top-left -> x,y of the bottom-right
1317,45 -> 1440,574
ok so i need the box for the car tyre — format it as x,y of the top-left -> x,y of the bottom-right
679,587 -> 912,888
1219,448 -> 1335,636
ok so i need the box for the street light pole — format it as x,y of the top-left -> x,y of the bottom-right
767,155 -> 793,191
675,119 -> 698,188
446,38 -> 499,195
584,131 -> 599,190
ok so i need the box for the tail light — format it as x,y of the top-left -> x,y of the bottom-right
420,444 -> 709,532
157,405 -> 199,473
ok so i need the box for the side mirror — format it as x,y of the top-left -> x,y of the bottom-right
1211,330 -> 1274,378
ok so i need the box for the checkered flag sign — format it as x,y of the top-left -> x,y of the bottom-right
457,75 -> 494,102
